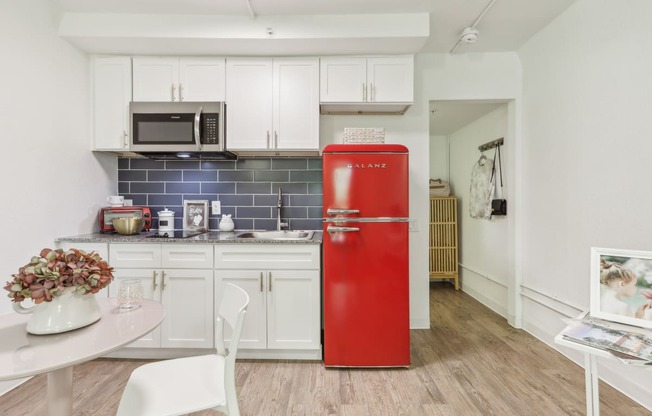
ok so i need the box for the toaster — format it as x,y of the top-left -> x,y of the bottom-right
99,206 -> 152,233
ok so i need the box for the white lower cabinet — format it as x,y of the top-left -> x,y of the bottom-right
109,244 -> 214,349
215,244 -> 321,359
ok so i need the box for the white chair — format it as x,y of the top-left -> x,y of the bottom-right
116,283 -> 249,416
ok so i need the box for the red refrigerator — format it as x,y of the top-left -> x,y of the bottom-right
322,144 -> 410,367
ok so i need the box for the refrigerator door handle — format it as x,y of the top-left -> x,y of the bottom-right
327,209 -> 360,216
327,226 -> 360,233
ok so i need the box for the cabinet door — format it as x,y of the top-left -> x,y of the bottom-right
160,269 -> 214,348
273,58 -> 319,150
267,270 -> 320,350
93,57 -> 131,150
319,58 -> 366,103
179,57 -> 226,102
218,270 -> 267,349
226,58 -> 273,150
110,268 -> 162,348
133,57 -> 180,101
366,56 -> 414,103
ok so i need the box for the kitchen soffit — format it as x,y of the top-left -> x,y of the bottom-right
56,0 -> 576,56
58,13 -> 429,56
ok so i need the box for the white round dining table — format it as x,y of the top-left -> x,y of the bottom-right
0,298 -> 165,416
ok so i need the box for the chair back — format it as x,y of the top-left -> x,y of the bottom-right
219,283 -> 249,338
216,283 -> 248,416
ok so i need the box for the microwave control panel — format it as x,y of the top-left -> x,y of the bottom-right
203,114 -> 219,144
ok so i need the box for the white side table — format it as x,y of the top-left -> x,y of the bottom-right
554,311 -> 651,416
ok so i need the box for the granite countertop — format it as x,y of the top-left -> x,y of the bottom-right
55,230 -> 323,244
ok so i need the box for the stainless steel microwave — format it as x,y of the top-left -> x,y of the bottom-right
130,101 -> 234,159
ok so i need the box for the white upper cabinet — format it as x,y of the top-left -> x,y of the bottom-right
179,58 -> 227,102
366,57 -> 414,103
319,55 -> 414,114
92,56 -> 132,150
319,58 -> 367,103
273,59 -> 320,150
133,57 -> 225,102
225,58 -> 273,150
226,58 -> 319,153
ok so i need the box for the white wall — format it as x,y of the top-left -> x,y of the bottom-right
518,0 -> 652,409
429,134 -> 448,181
0,2 -> 116,312
0,0 -> 116,394
449,106 -> 509,316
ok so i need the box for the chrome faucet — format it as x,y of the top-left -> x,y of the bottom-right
277,188 -> 289,231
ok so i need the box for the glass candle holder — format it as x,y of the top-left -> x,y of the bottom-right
117,279 -> 144,310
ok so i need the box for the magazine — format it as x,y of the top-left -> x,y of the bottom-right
561,316 -> 652,363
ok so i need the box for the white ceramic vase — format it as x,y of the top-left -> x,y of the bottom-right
13,287 -> 102,335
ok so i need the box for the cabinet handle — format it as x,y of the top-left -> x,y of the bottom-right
370,83 -> 374,102
274,131 -> 278,149
268,272 -> 272,292
171,84 -> 176,101
179,84 -> 184,101
362,83 -> 366,101
260,272 -> 263,292
161,271 -> 167,291
266,131 -> 270,148
152,270 -> 158,290
123,131 -> 128,147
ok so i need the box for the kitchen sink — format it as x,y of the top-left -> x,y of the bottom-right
233,230 -> 315,240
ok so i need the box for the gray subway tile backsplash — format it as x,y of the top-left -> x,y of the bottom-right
119,156 -> 323,231
166,182 -> 200,194
183,170 -> 217,182
148,170 -> 182,181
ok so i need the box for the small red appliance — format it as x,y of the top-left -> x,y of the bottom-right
99,206 -> 152,233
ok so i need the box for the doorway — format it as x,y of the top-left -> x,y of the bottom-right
428,99 -> 520,327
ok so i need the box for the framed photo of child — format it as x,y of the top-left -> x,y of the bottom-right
183,200 -> 208,231
590,247 -> 652,329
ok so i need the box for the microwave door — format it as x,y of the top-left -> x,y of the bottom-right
194,105 -> 203,151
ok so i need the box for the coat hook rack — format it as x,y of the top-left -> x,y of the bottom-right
478,137 -> 504,152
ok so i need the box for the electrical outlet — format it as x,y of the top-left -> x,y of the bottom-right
409,219 -> 418,232
211,201 -> 221,215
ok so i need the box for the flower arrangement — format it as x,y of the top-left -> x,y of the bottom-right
4,248 -> 114,304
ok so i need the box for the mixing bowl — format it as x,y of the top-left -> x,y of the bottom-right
112,217 -> 145,235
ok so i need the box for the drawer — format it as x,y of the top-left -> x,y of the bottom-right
162,244 -> 214,269
215,244 -> 320,270
109,244 -> 161,268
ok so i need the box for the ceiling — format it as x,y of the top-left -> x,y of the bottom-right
429,101 -> 506,136
56,0 -> 576,54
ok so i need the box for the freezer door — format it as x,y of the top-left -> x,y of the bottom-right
323,151 -> 408,218
323,220 -> 410,367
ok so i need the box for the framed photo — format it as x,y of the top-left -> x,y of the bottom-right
183,200 -> 208,231
590,247 -> 652,329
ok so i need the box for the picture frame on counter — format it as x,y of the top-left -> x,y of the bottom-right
183,200 -> 208,231
590,247 -> 652,329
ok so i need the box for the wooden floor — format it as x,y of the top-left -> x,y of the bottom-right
1,282 -> 650,416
